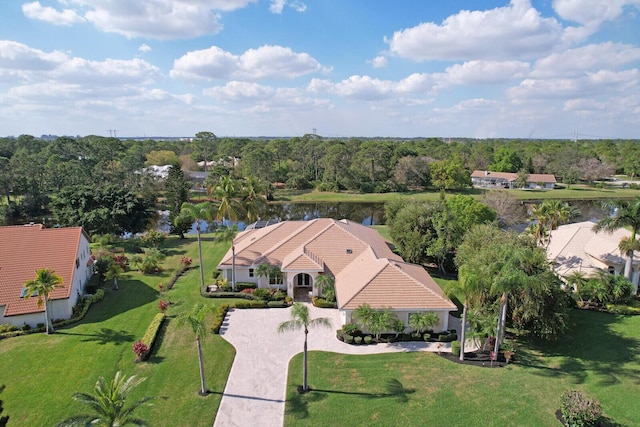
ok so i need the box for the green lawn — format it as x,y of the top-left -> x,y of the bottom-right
283,309 -> 640,426
274,185 -> 640,204
0,234 -> 239,426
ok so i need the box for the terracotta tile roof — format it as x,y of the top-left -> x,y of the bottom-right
471,170 -> 557,183
218,219 -> 454,312
0,224 -> 88,317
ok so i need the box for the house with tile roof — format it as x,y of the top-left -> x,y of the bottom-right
0,224 -> 93,327
546,220 -> 640,291
471,170 -> 556,189
218,218 -> 457,331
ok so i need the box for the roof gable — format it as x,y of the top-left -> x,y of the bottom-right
0,225 -> 88,317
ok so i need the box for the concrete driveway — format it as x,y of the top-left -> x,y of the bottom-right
213,305 -> 450,427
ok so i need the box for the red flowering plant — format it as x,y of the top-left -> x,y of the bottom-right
132,340 -> 149,362
158,300 -> 169,313
179,256 -> 193,270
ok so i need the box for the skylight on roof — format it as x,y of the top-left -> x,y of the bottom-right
19,288 -> 38,298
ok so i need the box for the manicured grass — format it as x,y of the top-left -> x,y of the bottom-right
284,310 -> 640,426
273,185 -> 640,204
0,234 -> 240,426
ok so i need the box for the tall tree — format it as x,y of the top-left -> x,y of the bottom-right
165,162 -> 191,237
176,202 -> 216,289
447,267 -> 482,361
278,303 -> 332,392
593,197 -> 640,284
213,176 -> 243,224
56,371 -> 154,427
430,156 -> 471,190
177,304 -> 212,396
24,268 -> 63,334
192,132 -> 218,172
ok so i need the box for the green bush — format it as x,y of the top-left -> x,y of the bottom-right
211,304 -> 230,334
267,301 -> 288,308
363,335 -> 372,345
235,300 -> 267,309
253,288 -> 272,301
336,329 -> 346,341
561,389 -> 602,427
354,336 -> 363,345
272,290 -> 285,301
138,313 -> 166,361
236,282 -> 257,291
605,302 -> 640,315
342,323 -> 360,336
0,324 -> 18,334
344,334 -> 354,344
313,297 -> 337,308
411,332 -> 423,341
451,340 -> 461,356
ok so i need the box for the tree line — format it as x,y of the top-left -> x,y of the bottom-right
1,132 -> 637,231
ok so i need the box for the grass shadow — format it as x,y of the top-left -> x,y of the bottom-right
80,279 -> 159,324
56,327 -> 135,345
524,310 -> 640,386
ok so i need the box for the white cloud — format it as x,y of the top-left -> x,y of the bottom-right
138,44 -> 152,53
269,0 -> 306,14
29,0 -> 259,39
368,56 -> 388,68
53,57 -> 162,85
532,42 -> 640,78
204,81 -> 276,101
553,0 -> 640,27
22,1 -> 85,26
310,74 -> 433,101
385,0 -> 565,61
441,60 -> 530,87
170,45 -> 329,81
0,40 -> 68,71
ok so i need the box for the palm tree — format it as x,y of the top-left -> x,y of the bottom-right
215,225 -> 238,291
24,268 -> 63,334
566,270 -> 589,302
214,175 -> 243,224
529,200 -> 578,247
314,273 -> 335,301
452,266 -> 482,361
177,304 -> 212,396
278,303 -> 332,392
408,311 -> 439,335
593,197 -> 640,284
176,202 -> 216,289
241,176 -> 267,223
367,309 -> 397,341
105,263 -> 123,290
56,371 -> 154,427
255,262 -> 271,288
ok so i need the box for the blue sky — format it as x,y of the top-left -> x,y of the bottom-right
1,0 -> 639,138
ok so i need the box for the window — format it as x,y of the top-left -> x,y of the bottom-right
608,266 -> 615,274
249,268 -> 254,278
346,249 -> 353,254
76,258 -> 80,269
20,288 -> 37,298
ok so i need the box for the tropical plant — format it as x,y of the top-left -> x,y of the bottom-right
213,175 -> 243,224
451,267 -> 482,361
105,262 -> 123,290
408,311 -> 439,335
560,389 -> 602,427
277,303 -> 332,392
177,304 -> 212,396
132,340 -> 149,362
214,225 -> 238,290
24,268 -> 63,334
241,176 -> 267,222
175,202 -> 216,289
314,274 -> 335,302
566,271 -> 589,302
593,197 -> 640,284
354,304 -> 398,340
255,262 -> 271,288
56,371 -> 154,427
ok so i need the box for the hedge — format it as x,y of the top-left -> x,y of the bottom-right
211,304 -> 230,334
267,301 -> 288,308
235,300 -> 267,309
138,312 -> 166,361
312,297 -> 337,308
200,289 -> 257,300
0,289 -> 105,340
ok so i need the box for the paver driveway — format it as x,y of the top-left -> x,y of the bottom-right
213,305 -> 451,427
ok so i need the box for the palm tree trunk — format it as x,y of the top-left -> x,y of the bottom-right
196,222 -> 205,289
232,245 -> 236,292
624,250 -> 634,282
303,329 -> 308,392
494,293 -> 507,358
44,297 -> 53,334
459,300 -> 467,361
196,335 -> 207,395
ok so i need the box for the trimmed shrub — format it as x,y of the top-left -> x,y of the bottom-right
211,304 -> 230,334
138,313 -> 166,361
451,340 -> 461,356
344,334 -> 354,344
354,336 -> 363,344
133,340 -> 149,362
561,389 -> 602,427
363,335 -> 373,344
336,329 -> 346,341
342,323 -> 360,336
272,290 -> 285,301
267,301 -> 288,308
411,332 -> 423,341
313,297 -> 337,308
253,288 -> 271,301
0,324 -> 18,334
235,300 -> 267,309
236,282 -> 257,291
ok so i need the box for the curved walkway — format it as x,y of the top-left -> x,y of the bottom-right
214,305 -> 455,427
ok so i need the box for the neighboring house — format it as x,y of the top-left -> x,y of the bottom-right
546,221 -> 640,291
218,218 -> 456,331
471,170 -> 556,189
0,224 -> 93,327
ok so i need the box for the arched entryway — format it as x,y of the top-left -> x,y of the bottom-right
293,273 -> 313,302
